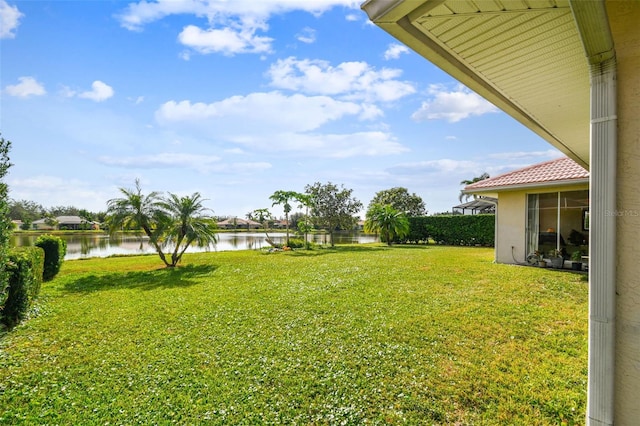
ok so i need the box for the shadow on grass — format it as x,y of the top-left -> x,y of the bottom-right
282,244 -> 393,257
62,263 -> 218,293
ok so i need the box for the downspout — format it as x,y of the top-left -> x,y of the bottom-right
570,2 -> 617,425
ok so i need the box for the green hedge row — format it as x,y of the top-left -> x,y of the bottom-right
1,234 -> 66,329
35,234 -> 67,281
2,247 -> 44,329
403,215 -> 495,246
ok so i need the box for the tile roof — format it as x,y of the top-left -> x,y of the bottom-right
465,157 -> 589,191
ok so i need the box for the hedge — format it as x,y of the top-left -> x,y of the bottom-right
1,246 -> 45,329
35,234 -> 66,281
403,214 -> 495,246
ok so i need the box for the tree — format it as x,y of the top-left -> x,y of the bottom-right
364,203 -> 409,246
459,172 -> 490,202
8,199 -> 45,221
249,208 -> 273,230
158,192 -> 218,267
47,205 -> 80,217
293,193 -> 313,249
106,181 -> 219,268
269,190 -> 300,246
368,187 -> 426,217
106,179 -> 171,266
0,134 -> 12,305
305,182 -> 362,247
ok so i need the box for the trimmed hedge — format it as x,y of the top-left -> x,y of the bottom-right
403,215 -> 495,246
35,234 -> 66,281
1,247 -> 45,329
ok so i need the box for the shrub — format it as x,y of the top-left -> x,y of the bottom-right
286,238 -> 307,249
1,247 -> 44,329
35,234 -> 67,281
404,215 -> 495,246
0,135 -> 12,319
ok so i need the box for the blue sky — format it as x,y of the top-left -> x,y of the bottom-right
1,0 -> 561,218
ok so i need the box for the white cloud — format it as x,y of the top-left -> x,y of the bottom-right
118,0 -> 359,30
4,76 -> 46,98
411,84 -> 499,123
117,0 -> 359,56
488,149 -> 563,161
296,27 -> 316,44
0,0 -> 23,39
59,85 -> 77,98
345,13 -> 360,22
253,131 -> 408,158
8,175 -> 112,213
388,158 -> 481,175
156,91 -> 368,134
241,130 -> 406,159
79,81 -> 114,102
383,43 -> 409,60
154,91 -> 405,159
267,57 -> 415,102
178,24 -> 273,56
97,152 -> 270,174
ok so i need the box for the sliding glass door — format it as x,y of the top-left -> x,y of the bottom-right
526,190 -> 589,258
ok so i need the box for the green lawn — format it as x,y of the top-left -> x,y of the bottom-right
0,245 -> 588,425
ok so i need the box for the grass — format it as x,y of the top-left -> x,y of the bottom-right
0,245 -> 588,425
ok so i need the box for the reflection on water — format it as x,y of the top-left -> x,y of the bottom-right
10,232 -> 378,260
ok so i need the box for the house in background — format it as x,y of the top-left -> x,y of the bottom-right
216,217 -> 262,230
32,215 -> 99,231
464,157 -> 589,265
362,0 -> 639,423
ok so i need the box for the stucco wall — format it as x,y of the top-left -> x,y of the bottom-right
607,1 -> 640,423
495,191 -> 526,264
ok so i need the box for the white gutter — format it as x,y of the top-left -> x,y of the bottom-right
570,1 -> 617,425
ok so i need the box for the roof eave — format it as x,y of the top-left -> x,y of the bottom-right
361,0 -> 590,169
464,177 -> 590,194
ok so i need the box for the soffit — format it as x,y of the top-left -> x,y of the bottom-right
362,0 -> 590,167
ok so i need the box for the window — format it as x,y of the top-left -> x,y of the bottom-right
527,190 -> 589,258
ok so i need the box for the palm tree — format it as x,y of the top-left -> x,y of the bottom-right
269,190 -> 298,246
364,203 -> 409,246
159,192 -> 218,267
294,193 -> 313,249
459,172 -> 490,202
106,179 -> 171,266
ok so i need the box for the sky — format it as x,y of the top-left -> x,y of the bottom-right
0,0 -> 563,219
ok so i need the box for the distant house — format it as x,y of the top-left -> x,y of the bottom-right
32,216 -> 99,231
32,218 -> 55,231
463,157 -> 589,265
216,217 -> 262,230
271,219 -> 290,229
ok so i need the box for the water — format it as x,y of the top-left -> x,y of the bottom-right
10,232 -> 379,260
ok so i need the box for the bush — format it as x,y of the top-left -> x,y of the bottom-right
286,238 -> 307,249
1,247 -> 45,329
403,215 -> 495,246
35,234 -> 67,281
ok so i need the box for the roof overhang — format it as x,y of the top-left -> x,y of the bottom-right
464,177 -> 589,195
361,0 -> 592,169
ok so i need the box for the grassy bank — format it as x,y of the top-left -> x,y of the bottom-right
0,245 -> 587,424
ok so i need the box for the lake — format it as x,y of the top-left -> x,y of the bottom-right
10,232 -> 379,260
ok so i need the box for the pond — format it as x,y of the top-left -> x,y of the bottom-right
10,232 -> 379,260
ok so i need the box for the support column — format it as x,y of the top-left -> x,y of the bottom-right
587,58 -> 617,426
